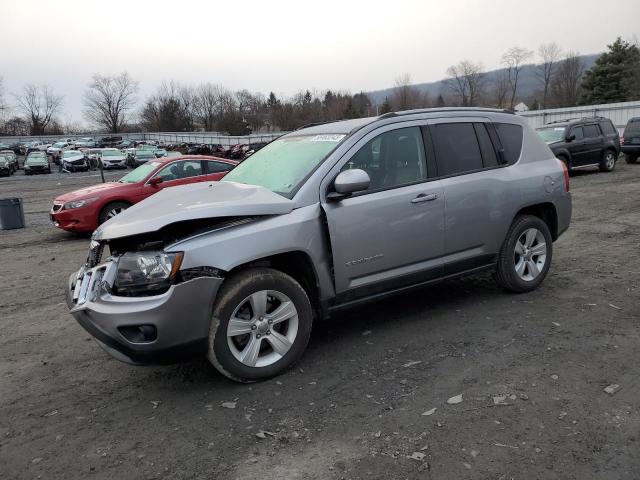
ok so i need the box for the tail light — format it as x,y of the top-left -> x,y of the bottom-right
559,159 -> 570,192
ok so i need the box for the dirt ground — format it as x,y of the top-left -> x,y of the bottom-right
0,159 -> 639,480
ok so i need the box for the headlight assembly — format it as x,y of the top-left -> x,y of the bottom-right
64,197 -> 99,210
114,251 -> 184,295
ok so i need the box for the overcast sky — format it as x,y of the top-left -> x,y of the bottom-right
1,0 -> 639,122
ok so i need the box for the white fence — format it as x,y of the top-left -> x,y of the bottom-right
517,100 -> 640,130
0,131 -> 287,146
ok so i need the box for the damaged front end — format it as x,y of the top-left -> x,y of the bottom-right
65,217 -> 262,364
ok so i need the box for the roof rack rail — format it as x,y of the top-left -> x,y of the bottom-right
378,107 -> 515,120
545,116 -> 609,125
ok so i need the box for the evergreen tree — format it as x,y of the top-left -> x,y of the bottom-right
580,37 -> 640,105
436,94 -> 446,108
531,98 -> 540,110
380,96 -> 392,114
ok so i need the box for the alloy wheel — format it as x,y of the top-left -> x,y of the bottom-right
227,290 -> 299,367
514,228 -> 547,281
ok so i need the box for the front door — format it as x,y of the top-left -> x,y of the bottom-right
322,125 -> 445,298
568,126 -> 589,166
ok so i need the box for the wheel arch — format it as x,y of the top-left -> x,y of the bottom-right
226,251 -> 323,320
514,202 -> 559,241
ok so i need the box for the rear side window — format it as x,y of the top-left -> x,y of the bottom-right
600,120 -> 616,135
206,161 -> 233,173
494,123 -> 523,165
584,124 -> 600,138
431,123 -> 483,176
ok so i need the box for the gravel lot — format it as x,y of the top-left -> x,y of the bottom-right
1,160 -> 639,480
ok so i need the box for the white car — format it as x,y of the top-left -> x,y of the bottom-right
47,142 -> 71,158
74,137 -> 96,148
99,148 -> 128,169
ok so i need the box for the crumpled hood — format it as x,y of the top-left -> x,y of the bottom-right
94,181 -> 295,240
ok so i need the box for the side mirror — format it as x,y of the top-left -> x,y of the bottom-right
328,169 -> 370,200
566,134 -> 576,142
148,176 -> 163,186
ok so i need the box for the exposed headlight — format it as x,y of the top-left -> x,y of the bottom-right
114,251 -> 184,295
64,197 -> 99,210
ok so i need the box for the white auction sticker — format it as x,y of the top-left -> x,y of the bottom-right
309,134 -> 345,142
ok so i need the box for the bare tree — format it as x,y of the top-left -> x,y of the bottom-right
390,73 -> 426,110
502,47 -> 533,109
83,73 -> 138,133
194,83 -> 224,131
536,43 -> 562,108
550,52 -> 585,107
491,71 -> 510,108
445,60 -> 485,106
14,84 -> 63,135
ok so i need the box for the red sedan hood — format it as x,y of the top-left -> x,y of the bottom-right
54,182 -> 131,203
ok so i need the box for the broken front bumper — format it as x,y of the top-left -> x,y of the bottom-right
66,261 -> 223,364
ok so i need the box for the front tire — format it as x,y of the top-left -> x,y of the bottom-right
599,149 -> 616,172
495,215 -> 553,293
98,201 -> 130,224
208,268 -> 313,382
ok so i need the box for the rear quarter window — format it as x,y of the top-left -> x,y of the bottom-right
600,120 -> 616,135
494,123 -> 523,165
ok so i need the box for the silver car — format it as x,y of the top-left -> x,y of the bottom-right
66,108 -> 571,381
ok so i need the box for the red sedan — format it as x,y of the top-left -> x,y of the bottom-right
51,155 -> 238,233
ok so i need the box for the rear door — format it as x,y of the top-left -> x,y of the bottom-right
321,123 -> 445,298
583,123 -> 603,163
428,119 -> 520,273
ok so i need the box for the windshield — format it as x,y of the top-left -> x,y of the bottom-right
537,127 -> 566,143
28,152 -> 45,158
222,134 -> 345,197
119,161 -> 161,183
63,151 -> 80,158
102,150 -> 121,157
53,142 -> 66,147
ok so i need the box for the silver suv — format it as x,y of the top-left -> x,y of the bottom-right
66,108 -> 572,382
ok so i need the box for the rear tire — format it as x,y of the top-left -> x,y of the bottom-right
625,154 -> 638,164
98,201 -> 130,224
207,268 -> 313,382
495,215 -> 553,293
599,149 -> 617,172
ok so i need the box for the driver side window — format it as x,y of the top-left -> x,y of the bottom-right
570,126 -> 584,140
154,160 -> 203,182
340,127 -> 427,191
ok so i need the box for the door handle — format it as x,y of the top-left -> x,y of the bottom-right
411,193 -> 438,204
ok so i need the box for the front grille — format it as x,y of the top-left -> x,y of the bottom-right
87,241 -> 104,268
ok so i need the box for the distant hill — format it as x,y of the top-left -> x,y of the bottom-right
367,54 -> 599,106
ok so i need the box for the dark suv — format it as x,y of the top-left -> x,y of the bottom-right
536,117 -> 620,173
621,117 -> 640,164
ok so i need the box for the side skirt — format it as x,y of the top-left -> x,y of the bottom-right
324,263 -> 496,317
